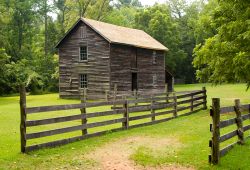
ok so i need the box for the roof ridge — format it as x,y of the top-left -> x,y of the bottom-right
81,17 -> 144,32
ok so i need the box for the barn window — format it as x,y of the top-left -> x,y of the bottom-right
153,51 -> 157,64
79,46 -> 88,61
80,26 -> 87,38
80,74 -> 88,88
153,74 -> 157,86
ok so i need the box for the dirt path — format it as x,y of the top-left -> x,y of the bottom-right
86,135 -> 195,170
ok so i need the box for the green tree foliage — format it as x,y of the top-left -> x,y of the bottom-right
1,0 -> 248,95
193,0 -> 250,88
135,4 -> 186,77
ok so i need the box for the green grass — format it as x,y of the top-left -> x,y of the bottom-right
0,84 -> 250,169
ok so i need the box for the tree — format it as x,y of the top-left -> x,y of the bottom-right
135,4 -> 187,76
193,0 -> 250,88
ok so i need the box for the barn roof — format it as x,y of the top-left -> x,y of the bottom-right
55,18 -> 168,51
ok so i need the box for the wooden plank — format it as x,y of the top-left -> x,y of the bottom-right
177,96 -> 205,105
25,135 -> 84,152
129,117 -> 174,129
128,104 -> 151,113
26,109 -> 125,127
155,110 -> 175,116
219,142 -> 238,157
128,97 -> 151,104
177,105 -> 191,112
219,130 -> 238,143
25,127 -> 125,152
193,101 -> 206,108
176,90 -> 204,99
127,96 -> 174,104
152,102 -> 175,110
26,118 -> 125,139
220,106 -> 235,114
241,104 -> 250,111
26,100 -> 126,114
243,124 -> 250,131
220,118 -> 236,128
85,118 -> 126,129
129,114 -> 154,121
26,114 -> 82,127
26,124 -> 85,139
242,113 -> 250,121
179,107 -> 204,117
87,109 -> 125,118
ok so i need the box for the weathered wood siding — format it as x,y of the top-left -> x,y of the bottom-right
110,44 -> 165,92
137,48 -> 165,91
58,21 -> 110,99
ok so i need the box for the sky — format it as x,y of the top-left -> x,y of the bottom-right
140,0 -> 167,6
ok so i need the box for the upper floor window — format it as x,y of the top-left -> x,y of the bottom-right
153,51 -> 157,64
79,46 -> 88,61
80,26 -> 87,38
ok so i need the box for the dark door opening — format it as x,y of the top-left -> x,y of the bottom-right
132,73 -> 138,91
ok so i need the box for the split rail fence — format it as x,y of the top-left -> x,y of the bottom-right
20,86 -> 207,153
209,98 -> 250,164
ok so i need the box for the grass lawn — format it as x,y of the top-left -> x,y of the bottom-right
0,84 -> 250,170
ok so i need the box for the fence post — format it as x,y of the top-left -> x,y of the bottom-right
235,99 -> 245,145
19,84 -> 27,153
133,90 -> 138,106
202,87 -> 207,110
190,93 -> 194,112
210,98 -> 220,164
151,96 -> 156,121
173,92 -> 177,118
80,88 -> 88,136
123,99 -> 129,129
105,90 -> 109,101
165,84 -> 169,103
113,84 -> 117,108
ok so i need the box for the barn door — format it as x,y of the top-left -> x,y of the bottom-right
132,73 -> 138,91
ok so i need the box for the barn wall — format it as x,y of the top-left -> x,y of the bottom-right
110,44 -> 165,92
137,48 -> 165,91
110,44 -> 134,92
58,21 -> 110,99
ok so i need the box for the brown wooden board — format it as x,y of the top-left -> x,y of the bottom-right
219,130 -> 238,143
26,118 -> 125,139
26,100 -> 126,114
220,118 -> 236,128
243,124 -> 250,131
25,127 -> 125,152
219,142 -> 238,157
220,106 -> 235,114
242,113 -> 250,121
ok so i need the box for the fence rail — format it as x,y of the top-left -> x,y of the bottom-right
19,86 -> 207,153
209,98 -> 250,164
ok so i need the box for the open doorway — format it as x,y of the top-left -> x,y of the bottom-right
132,73 -> 138,91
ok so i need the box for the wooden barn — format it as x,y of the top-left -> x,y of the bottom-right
56,18 -> 171,99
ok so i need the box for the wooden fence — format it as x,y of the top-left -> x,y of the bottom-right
19,86 -> 207,153
209,98 -> 250,164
